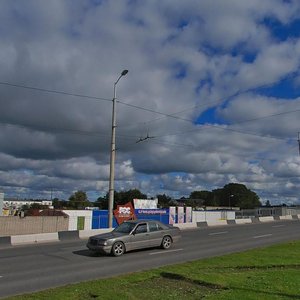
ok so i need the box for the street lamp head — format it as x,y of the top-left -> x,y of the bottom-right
121,69 -> 129,76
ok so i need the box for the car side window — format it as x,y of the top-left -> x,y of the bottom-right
157,224 -> 164,230
135,224 -> 147,234
149,222 -> 159,232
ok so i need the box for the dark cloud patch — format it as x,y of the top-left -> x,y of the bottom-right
0,1 -> 300,204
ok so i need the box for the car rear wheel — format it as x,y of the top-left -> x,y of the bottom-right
111,242 -> 125,256
161,235 -> 172,249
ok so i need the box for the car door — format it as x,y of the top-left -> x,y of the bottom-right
129,223 -> 150,250
147,221 -> 164,247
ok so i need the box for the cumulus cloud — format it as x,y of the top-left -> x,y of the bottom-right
0,0 -> 300,204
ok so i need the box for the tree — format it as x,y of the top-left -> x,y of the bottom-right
114,189 -> 147,206
185,198 -> 203,208
221,183 -> 261,209
265,200 -> 271,207
95,189 -> 147,209
52,198 -> 69,209
189,183 -> 261,209
30,203 -> 49,210
95,195 -> 108,209
189,190 -> 213,206
157,194 -> 172,208
69,191 -> 90,209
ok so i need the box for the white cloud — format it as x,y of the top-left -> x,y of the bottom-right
0,1 -> 300,204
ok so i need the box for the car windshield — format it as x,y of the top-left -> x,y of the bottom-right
113,222 -> 136,233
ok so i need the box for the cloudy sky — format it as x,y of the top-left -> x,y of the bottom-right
1,0 -> 300,204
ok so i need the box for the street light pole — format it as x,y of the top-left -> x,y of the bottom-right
108,70 -> 128,228
229,194 -> 234,210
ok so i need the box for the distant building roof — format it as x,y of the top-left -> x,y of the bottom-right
38,209 -> 68,217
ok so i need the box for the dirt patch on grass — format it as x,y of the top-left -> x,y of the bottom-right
127,272 -> 225,300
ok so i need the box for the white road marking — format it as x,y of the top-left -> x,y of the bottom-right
272,225 -> 285,228
0,276 -> 3,279
208,231 -> 228,236
149,248 -> 183,255
253,234 -> 273,239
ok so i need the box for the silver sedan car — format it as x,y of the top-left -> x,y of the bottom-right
87,219 -> 181,256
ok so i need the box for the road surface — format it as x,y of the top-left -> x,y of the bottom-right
0,219 -> 299,298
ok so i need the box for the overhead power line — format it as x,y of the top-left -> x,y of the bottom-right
1,80 -> 300,143
2,80 -> 300,128
118,95 -> 232,128
231,108 -> 300,125
117,100 -> 193,123
0,120 -> 139,139
0,81 -> 111,102
155,123 -> 296,141
119,100 -> 300,129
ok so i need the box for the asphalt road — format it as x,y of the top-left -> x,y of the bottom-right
0,219 -> 299,298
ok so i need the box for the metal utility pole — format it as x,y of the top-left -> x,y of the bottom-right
108,70 -> 128,228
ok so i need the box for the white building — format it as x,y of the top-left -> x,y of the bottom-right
3,199 -> 53,210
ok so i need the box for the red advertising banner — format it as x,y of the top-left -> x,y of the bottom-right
113,202 -> 136,225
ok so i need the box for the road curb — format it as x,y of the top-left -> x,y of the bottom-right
79,229 -> 112,238
58,230 -> 80,241
235,218 -> 252,224
11,233 -> 59,245
251,217 -> 261,223
0,236 -> 11,248
258,216 -> 275,222
227,220 -> 236,225
197,222 -> 208,227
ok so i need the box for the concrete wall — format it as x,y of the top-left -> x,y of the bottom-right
62,210 -> 93,230
192,210 -> 235,223
0,216 -> 68,236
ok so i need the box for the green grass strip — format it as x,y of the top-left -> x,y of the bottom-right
6,240 -> 300,300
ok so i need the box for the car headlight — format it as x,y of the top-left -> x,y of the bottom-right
97,240 -> 108,246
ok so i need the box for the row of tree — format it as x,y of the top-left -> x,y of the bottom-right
187,183 -> 261,209
51,183 -> 261,210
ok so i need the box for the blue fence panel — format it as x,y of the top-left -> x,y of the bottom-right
135,209 -> 170,225
92,209 -> 171,228
92,210 -> 118,229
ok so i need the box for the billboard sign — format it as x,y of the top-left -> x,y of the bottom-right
113,202 -> 136,225
133,199 -> 158,209
136,209 -> 168,215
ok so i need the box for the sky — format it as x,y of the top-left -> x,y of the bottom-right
0,0 -> 300,205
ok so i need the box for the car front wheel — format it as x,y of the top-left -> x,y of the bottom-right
161,236 -> 172,249
111,242 -> 125,256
